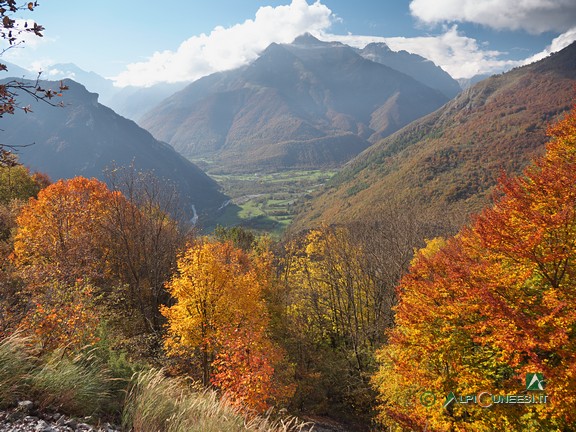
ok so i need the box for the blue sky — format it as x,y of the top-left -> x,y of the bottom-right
3,0 -> 575,86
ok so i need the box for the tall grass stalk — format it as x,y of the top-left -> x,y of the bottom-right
0,332 -> 34,406
123,369 -> 311,432
0,334 -> 310,431
30,348 -> 113,416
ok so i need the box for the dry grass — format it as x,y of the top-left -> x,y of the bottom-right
123,369 -> 311,432
1,334 -> 311,430
0,334 -> 114,416
0,332 -> 34,406
30,348 -> 113,415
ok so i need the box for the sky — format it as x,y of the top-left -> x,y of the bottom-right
3,0 -> 576,87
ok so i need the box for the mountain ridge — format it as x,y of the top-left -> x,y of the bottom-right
0,78 -> 226,221
140,34 -> 451,172
292,41 -> 576,231
358,42 -> 462,99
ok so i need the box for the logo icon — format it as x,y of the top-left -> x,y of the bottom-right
420,391 -> 436,407
444,392 -> 456,409
526,373 -> 545,391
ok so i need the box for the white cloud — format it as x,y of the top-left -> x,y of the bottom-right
522,26 -> 576,64
113,0 -> 333,87
44,67 -> 75,79
325,26 -> 519,79
409,0 -> 576,33
113,0 -> 575,87
29,60 -> 53,73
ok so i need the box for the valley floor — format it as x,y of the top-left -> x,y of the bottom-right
207,168 -> 337,235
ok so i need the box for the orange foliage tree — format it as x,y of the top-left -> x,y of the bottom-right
13,177 -> 121,349
162,240 -> 293,412
373,106 -> 576,431
211,325 -> 287,413
19,280 -> 100,350
14,177 -> 119,285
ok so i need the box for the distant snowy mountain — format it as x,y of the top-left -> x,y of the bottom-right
1,62 -> 186,122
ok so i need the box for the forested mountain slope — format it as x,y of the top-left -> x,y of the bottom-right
293,42 -> 576,230
1,79 -> 226,219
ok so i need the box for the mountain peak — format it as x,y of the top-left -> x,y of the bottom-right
363,42 -> 392,53
358,42 -> 461,99
141,31 -> 449,173
291,33 -> 324,46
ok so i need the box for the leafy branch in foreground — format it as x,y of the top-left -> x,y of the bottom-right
0,76 -> 68,117
0,1 -> 68,154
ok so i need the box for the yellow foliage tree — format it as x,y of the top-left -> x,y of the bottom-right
286,226 -> 397,368
162,240 -> 292,412
281,224 -> 410,416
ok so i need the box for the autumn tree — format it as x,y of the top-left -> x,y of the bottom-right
103,167 -> 187,333
372,236 -> 500,431
14,177 -> 118,285
162,239 -> 292,412
373,106 -> 576,431
277,211 -> 429,419
468,105 -> 576,427
12,177 -> 120,348
12,169 -> 189,351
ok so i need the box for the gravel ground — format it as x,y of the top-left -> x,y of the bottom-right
0,401 -> 119,432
